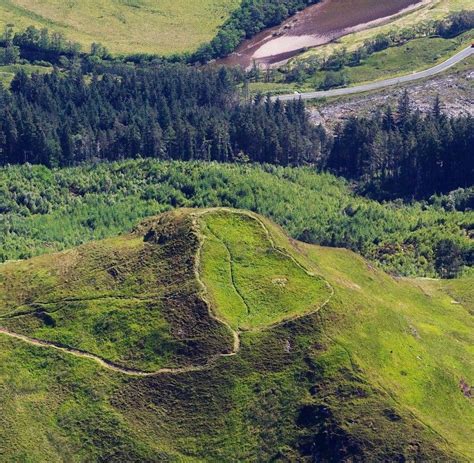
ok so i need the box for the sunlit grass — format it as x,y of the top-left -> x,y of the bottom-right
0,0 -> 240,55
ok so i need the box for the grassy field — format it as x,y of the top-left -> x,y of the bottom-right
0,0 -> 240,55
1,208 -> 472,461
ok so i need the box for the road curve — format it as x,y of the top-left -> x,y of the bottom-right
273,46 -> 473,102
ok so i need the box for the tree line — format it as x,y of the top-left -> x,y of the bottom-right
0,24 -> 84,65
0,65 -> 471,201
326,92 -> 473,200
0,64 -> 324,168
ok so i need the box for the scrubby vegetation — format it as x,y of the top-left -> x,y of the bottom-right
1,160 -> 472,278
1,209 -> 472,461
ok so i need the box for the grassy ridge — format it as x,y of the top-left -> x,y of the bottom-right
1,209 -> 472,461
0,0 -> 239,55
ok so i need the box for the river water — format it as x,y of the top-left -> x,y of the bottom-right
218,0 -> 426,69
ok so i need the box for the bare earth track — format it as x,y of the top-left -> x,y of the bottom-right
0,210 -> 334,377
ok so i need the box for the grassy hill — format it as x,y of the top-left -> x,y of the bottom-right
1,208 -> 472,461
0,0 -> 239,55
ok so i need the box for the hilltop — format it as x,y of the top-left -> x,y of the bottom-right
1,208 -> 472,461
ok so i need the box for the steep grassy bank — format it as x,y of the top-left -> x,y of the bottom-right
1,209 -> 472,461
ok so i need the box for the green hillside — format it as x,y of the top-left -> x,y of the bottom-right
1,209 -> 472,461
0,0 -> 239,55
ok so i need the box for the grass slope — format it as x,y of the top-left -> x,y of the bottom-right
301,244 -> 474,459
200,210 -> 331,330
0,0 -> 239,55
1,208 -> 472,461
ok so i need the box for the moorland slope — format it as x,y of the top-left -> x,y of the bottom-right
0,0 -> 239,55
1,208 -> 473,461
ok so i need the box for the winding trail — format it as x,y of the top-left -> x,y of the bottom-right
273,46 -> 473,102
0,209 -> 334,377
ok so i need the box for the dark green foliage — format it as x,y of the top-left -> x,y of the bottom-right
436,10 -> 474,38
430,187 -> 474,212
327,92 -> 474,200
318,70 -> 348,90
435,239 -> 464,279
1,64 -> 471,203
0,25 -> 82,65
0,44 -> 20,65
0,65 -> 323,167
